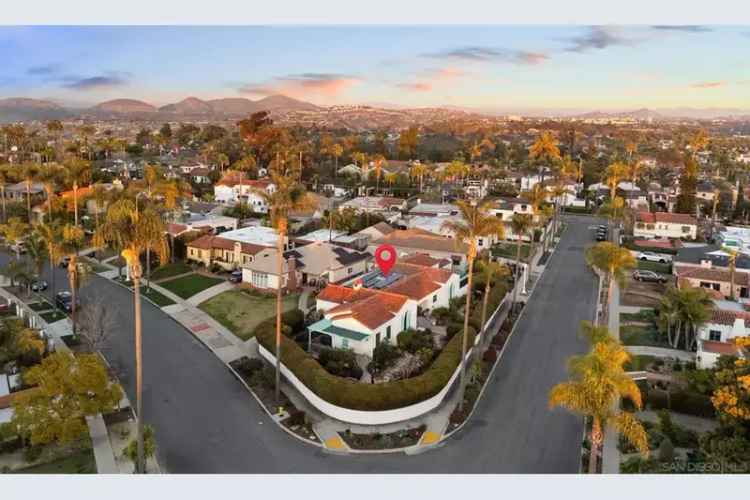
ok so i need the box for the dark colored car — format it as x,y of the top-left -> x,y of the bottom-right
55,291 -> 79,313
229,270 -> 243,283
31,280 -> 48,292
632,270 -> 668,283
59,256 -> 71,268
596,230 -> 608,241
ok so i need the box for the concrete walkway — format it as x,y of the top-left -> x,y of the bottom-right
298,287 -> 313,314
636,410 -> 718,433
86,414 -> 119,473
186,281 -> 233,306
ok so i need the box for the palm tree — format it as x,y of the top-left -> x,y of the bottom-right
24,231 -> 47,295
478,259 -> 510,337
604,162 -> 630,203
529,131 -> 561,184
371,154 -> 385,194
35,221 -> 64,313
94,199 -> 168,474
549,342 -> 649,474
254,169 -> 315,404
723,246 -> 739,301
0,164 -> 11,223
585,242 -> 636,325
509,213 -> 534,309
331,143 -> 343,178
671,286 -> 714,351
409,162 -> 427,193
64,158 -> 91,227
21,163 -> 40,221
229,156 -> 257,225
37,164 -> 60,223
579,320 -> 617,346
156,179 -> 191,265
521,183 -> 548,256
441,200 -> 504,410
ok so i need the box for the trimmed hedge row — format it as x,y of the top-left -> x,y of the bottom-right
256,282 -> 509,411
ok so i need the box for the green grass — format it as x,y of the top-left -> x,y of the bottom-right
624,354 -> 657,372
637,260 -> 672,274
80,257 -> 110,273
158,273 -> 225,299
41,310 -> 67,323
29,300 -> 54,312
17,448 -> 96,474
620,325 -> 670,348
620,309 -> 656,324
491,242 -> 532,262
150,262 -> 193,282
199,289 -> 299,340
139,286 -> 176,307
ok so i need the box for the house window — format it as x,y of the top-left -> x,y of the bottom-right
709,330 -> 722,342
347,267 -> 353,274
682,226 -> 691,233
341,338 -> 349,349
386,326 -> 391,340
433,294 -> 437,303
403,311 -> 409,330
478,238 -> 484,247
251,271 -> 268,288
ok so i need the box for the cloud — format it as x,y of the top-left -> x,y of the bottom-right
239,73 -> 359,97
26,63 -> 60,75
422,46 -> 549,65
62,72 -> 129,91
565,26 -> 633,52
690,81 -> 726,89
396,82 -> 433,92
651,25 -> 712,33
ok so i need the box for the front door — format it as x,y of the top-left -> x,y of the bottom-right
376,333 -> 381,346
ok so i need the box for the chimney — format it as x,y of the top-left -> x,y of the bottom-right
286,256 -> 298,292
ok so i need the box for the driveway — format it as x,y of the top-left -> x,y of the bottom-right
0,216 -> 597,473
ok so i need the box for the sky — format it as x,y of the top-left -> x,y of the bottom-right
0,25 -> 748,111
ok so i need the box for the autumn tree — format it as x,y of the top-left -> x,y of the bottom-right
12,352 -> 123,446
398,126 -> 419,159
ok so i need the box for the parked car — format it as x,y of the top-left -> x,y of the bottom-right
31,280 -> 48,292
9,242 -> 26,254
55,291 -> 78,313
637,251 -> 672,264
59,256 -> 71,268
229,270 -> 243,284
596,231 -> 608,241
0,299 -> 10,314
633,270 -> 668,283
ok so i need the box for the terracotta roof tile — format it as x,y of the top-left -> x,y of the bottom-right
637,211 -> 697,225
701,340 -> 741,356
675,265 -> 750,286
187,234 -> 266,255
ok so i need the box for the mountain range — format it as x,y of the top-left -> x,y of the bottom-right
1,95 -> 749,124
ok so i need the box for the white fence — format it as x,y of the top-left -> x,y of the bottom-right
259,291 -> 511,425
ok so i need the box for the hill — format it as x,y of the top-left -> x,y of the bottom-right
159,97 -> 214,114
91,99 -> 157,114
0,97 -> 69,122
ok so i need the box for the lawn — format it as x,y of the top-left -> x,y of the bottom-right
158,273 -> 225,299
29,300 -> 54,312
637,260 -> 672,274
150,262 -> 193,282
200,289 -> 300,340
41,310 -> 68,323
620,324 -> 670,348
139,286 -> 176,307
491,242 -> 532,262
80,256 -> 111,273
17,448 -> 96,474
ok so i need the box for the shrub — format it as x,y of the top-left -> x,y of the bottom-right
318,347 -> 362,379
658,437 -> 674,462
431,307 -> 451,325
232,357 -> 264,377
482,348 -> 498,364
397,329 -> 433,354
254,280 -> 507,411
286,409 -> 306,427
446,321 -> 464,339
371,342 -> 401,372
253,309 -> 305,339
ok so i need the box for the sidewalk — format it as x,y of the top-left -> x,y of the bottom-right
626,345 -> 695,362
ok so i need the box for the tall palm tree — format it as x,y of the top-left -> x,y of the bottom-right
35,221 -> 64,313
409,162 -> 427,193
441,200 -> 504,410
585,242 -> 635,325
521,183 -> 548,256
604,162 -> 630,203
510,213 -> 534,309
94,199 -> 168,474
64,158 -> 91,227
723,246 -> 739,301
37,164 -> 60,223
529,131 -> 561,185
254,168 -> 315,404
0,164 -> 11,223
478,258 -> 510,337
671,286 -> 714,351
549,341 -> 649,474
156,178 -> 191,265
331,143 -> 343,179
371,154 -> 385,194
21,163 -> 40,221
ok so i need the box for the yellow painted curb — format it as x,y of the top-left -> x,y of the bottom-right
324,436 -> 346,450
421,431 -> 440,445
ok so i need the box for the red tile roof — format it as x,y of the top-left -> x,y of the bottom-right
634,239 -> 682,250
166,223 -> 188,236
187,234 -> 266,255
701,340 -> 741,356
710,308 -> 750,327
401,253 -> 449,268
325,287 -> 409,330
375,228 -> 467,254
675,265 -> 750,286
637,211 -> 697,225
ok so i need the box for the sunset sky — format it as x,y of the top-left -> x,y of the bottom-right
1,25 -> 748,111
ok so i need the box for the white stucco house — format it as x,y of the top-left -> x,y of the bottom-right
213,172 -> 276,213
696,308 -> 749,369
634,211 -> 698,240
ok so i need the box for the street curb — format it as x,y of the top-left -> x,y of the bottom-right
99,273 -> 324,450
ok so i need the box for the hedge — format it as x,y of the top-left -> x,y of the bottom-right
255,282 -> 509,411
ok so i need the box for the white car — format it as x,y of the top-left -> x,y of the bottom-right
637,251 -> 672,264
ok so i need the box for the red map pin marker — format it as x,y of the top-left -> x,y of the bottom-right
375,244 -> 397,276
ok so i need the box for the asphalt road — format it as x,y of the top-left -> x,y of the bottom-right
0,216 -> 598,473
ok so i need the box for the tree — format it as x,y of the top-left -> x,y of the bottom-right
371,154 -> 385,194
94,200 -> 168,473
579,320 -> 617,346
585,242 -> 635,324
478,259 -> 510,336
441,200 -> 504,411
529,131 -> 561,184
549,342 -> 648,474
37,164 -> 60,223
253,166 -> 315,405
0,217 -> 29,260
398,126 -> 419,159
675,155 -> 698,215
77,295 -> 117,352
603,162 -> 630,203
409,162 -> 427,193
64,158 -> 92,227
0,317 -> 45,366
20,162 -> 40,221
521,183 -> 548,254
62,224 -> 87,337
35,222 -> 64,313
509,213 -> 534,309
0,164 -> 11,222
723,246 -> 739,301
12,352 -> 123,446
124,424 -> 157,472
